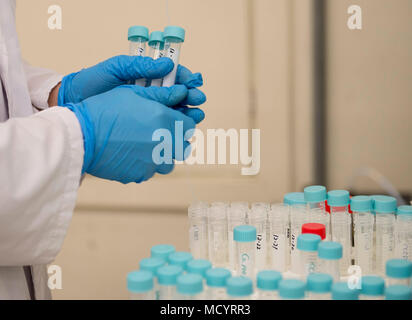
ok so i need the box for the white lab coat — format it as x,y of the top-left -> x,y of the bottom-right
0,0 -> 83,299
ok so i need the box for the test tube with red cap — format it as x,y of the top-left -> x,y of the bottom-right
302,223 -> 326,240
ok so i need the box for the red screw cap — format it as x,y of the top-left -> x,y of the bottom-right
302,223 -> 326,240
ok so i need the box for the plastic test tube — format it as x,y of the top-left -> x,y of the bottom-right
147,31 -> 165,87
207,202 -> 228,267
176,273 -> 203,300
205,268 -> 232,300
385,259 -> 412,286
162,26 -> 185,87
188,202 -> 209,259
306,273 -> 333,300
249,202 -> 269,272
151,244 -> 176,261
374,195 -> 397,275
139,257 -> 165,300
304,186 -> 330,240
127,25 -> 149,86
227,202 -> 248,272
351,196 -> 374,275
233,225 -> 256,277
395,205 -> 412,261
302,223 -> 326,240
168,251 -> 193,270
268,204 -> 290,272
127,270 -> 155,300
256,270 -> 282,300
297,233 -> 321,278
385,285 -> 412,300
157,265 -> 183,300
331,282 -> 359,300
278,279 -> 306,300
327,190 -> 352,275
226,276 -> 254,300
359,275 -> 385,300
317,241 -> 342,282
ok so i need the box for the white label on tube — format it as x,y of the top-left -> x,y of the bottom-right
162,47 -> 179,87
271,233 -> 286,271
255,233 -> 266,269
239,252 -> 253,277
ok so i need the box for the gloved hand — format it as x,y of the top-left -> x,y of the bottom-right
63,84 -> 198,184
58,55 -> 207,111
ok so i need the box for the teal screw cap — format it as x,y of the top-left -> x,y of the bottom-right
139,257 -> 165,275
279,279 -> 306,299
360,276 -> 385,296
148,31 -> 164,46
318,241 -> 343,260
350,196 -> 372,212
234,225 -> 257,242
226,277 -> 253,297
397,205 -> 412,215
205,268 -> 231,288
385,285 -> 412,300
127,270 -> 153,293
304,186 -> 327,203
168,251 -> 193,270
332,282 -> 359,300
373,195 -> 397,214
257,270 -> 282,291
128,25 -> 149,41
157,265 -> 183,286
177,274 -> 203,296
284,192 -> 306,206
386,259 -> 412,279
306,273 -> 333,293
327,190 -> 350,207
150,244 -> 175,260
163,25 -> 185,42
297,233 -> 321,252
187,259 -> 212,277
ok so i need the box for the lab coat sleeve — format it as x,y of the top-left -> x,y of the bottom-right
0,107 -> 84,266
23,61 -> 63,110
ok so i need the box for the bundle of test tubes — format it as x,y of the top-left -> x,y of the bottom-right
127,25 -> 185,87
127,186 -> 412,300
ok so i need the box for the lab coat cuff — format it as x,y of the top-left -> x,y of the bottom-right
32,74 -> 63,110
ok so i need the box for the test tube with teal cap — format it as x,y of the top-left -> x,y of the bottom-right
147,31 -> 165,87
162,26 -> 185,87
128,25 -> 149,86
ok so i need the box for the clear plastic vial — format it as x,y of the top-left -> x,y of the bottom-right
205,268 -> 232,300
385,259 -> 412,286
297,233 -> 321,278
268,204 -> 289,272
157,265 -> 183,300
256,270 -> 282,300
162,26 -> 185,87
127,270 -> 155,300
175,273 -> 204,300
151,244 -> 176,261
233,225 -> 257,277
207,202 -> 228,267
327,190 -> 351,275
304,185 -> 330,240
331,282 -> 359,300
127,26 -> 149,86
374,196 -> 397,275
278,279 -> 306,300
147,31 -> 165,87
395,205 -> 412,261
188,201 -> 209,260
306,273 -> 333,300
359,275 -> 385,300
249,202 -> 269,272
290,204 -> 308,274
385,285 -> 412,300
351,196 -> 374,275
168,251 -> 193,271
317,241 -> 342,282
228,202 -> 248,272
139,257 -> 166,300
226,276 -> 254,300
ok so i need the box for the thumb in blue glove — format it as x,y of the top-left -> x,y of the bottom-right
63,84 -> 197,184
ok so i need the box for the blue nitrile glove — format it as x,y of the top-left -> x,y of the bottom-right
58,55 -> 207,111
63,85 -> 197,184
